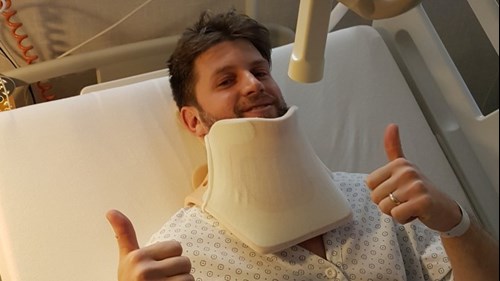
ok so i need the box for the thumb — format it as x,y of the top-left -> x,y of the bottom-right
384,123 -> 405,161
106,209 -> 140,257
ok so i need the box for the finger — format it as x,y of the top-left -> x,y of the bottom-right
378,189 -> 405,214
136,256 -> 192,280
364,164 -> 392,191
142,240 -> 184,261
390,198 -> 423,225
106,209 -> 139,257
165,274 -> 195,281
366,124 -> 404,189
368,174 -> 398,203
384,123 -> 405,161
378,196 -> 397,216
155,256 -> 192,277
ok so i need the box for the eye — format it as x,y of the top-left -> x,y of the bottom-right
217,76 -> 235,88
252,68 -> 270,79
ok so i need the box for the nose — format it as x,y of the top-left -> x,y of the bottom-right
241,71 -> 263,96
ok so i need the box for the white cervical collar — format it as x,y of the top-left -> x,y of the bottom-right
201,106 -> 352,254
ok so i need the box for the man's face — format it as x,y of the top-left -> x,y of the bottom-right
180,39 -> 288,137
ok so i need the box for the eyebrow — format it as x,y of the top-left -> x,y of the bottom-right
213,58 -> 269,74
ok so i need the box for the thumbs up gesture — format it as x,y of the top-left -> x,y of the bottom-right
106,210 -> 193,281
365,124 -> 462,232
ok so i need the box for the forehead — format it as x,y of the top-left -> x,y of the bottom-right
194,39 -> 267,78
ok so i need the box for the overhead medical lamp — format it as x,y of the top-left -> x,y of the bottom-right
288,0 -> 422,83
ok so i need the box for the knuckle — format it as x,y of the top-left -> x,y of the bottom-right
393,157 -> 409,166
364,177 -> 374,189
401,164 -> 416,174
132,263 -> 151,281
400,166 -> 419,180
370,192 -> 381,204
392,158 -> 407,167
418,193 -> 433,209
379,204 -> 392,216
127,249 -> 146,265
390,209 -> 405,224
409,179 -> 427,193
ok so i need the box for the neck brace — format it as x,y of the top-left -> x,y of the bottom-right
200,106 -> 352,254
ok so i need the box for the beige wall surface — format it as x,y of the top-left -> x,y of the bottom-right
0,0 -> 301,105
0,0 -> 300,63
0,0 -> 497,112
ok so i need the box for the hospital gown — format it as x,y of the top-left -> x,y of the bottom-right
148,172 -> 452,281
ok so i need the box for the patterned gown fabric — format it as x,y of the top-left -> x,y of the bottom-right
148,172 -> 452,281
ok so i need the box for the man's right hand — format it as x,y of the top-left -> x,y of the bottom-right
106,209 -> 193,281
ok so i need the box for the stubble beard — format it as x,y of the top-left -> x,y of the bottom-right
197,96 -> 289,131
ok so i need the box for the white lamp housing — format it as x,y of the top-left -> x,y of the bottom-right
288,0 -> 333,83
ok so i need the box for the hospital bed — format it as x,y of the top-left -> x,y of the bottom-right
0,3 -> 498,281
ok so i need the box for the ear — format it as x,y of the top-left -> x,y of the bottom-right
180,106 -> 209,138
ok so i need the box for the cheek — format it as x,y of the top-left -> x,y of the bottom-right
199,92 -> 239,118
268,83 -> 284,100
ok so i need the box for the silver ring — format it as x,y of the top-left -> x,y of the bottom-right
389,192 -> 401,206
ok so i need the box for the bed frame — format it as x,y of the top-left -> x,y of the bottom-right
0,3 -> 498,281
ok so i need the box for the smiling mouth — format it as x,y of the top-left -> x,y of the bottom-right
237,94 -> 280,117
242,103 -> 277,118
246,104 -> 272,112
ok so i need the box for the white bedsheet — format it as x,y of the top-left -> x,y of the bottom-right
0,26 -> 470,281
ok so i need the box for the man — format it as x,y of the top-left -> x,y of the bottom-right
106,10 -> 499,281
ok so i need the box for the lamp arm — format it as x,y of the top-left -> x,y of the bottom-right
288,0 -> 333,83
287,0 -> 422,83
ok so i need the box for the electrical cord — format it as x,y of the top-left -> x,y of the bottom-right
57,0 -> 154,58
2,0 -> 156,103
0,0 -> 7,13
2,1 -> 38,64
1,0 -> 54,102
2,0 -> 155,103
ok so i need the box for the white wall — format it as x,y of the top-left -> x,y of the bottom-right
0,0 -> 496,113
0,0 -> 301,104
0,0 -> 299,63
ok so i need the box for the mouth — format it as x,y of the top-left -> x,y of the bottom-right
242,103 -> 276,117
246,103 -> 272,112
